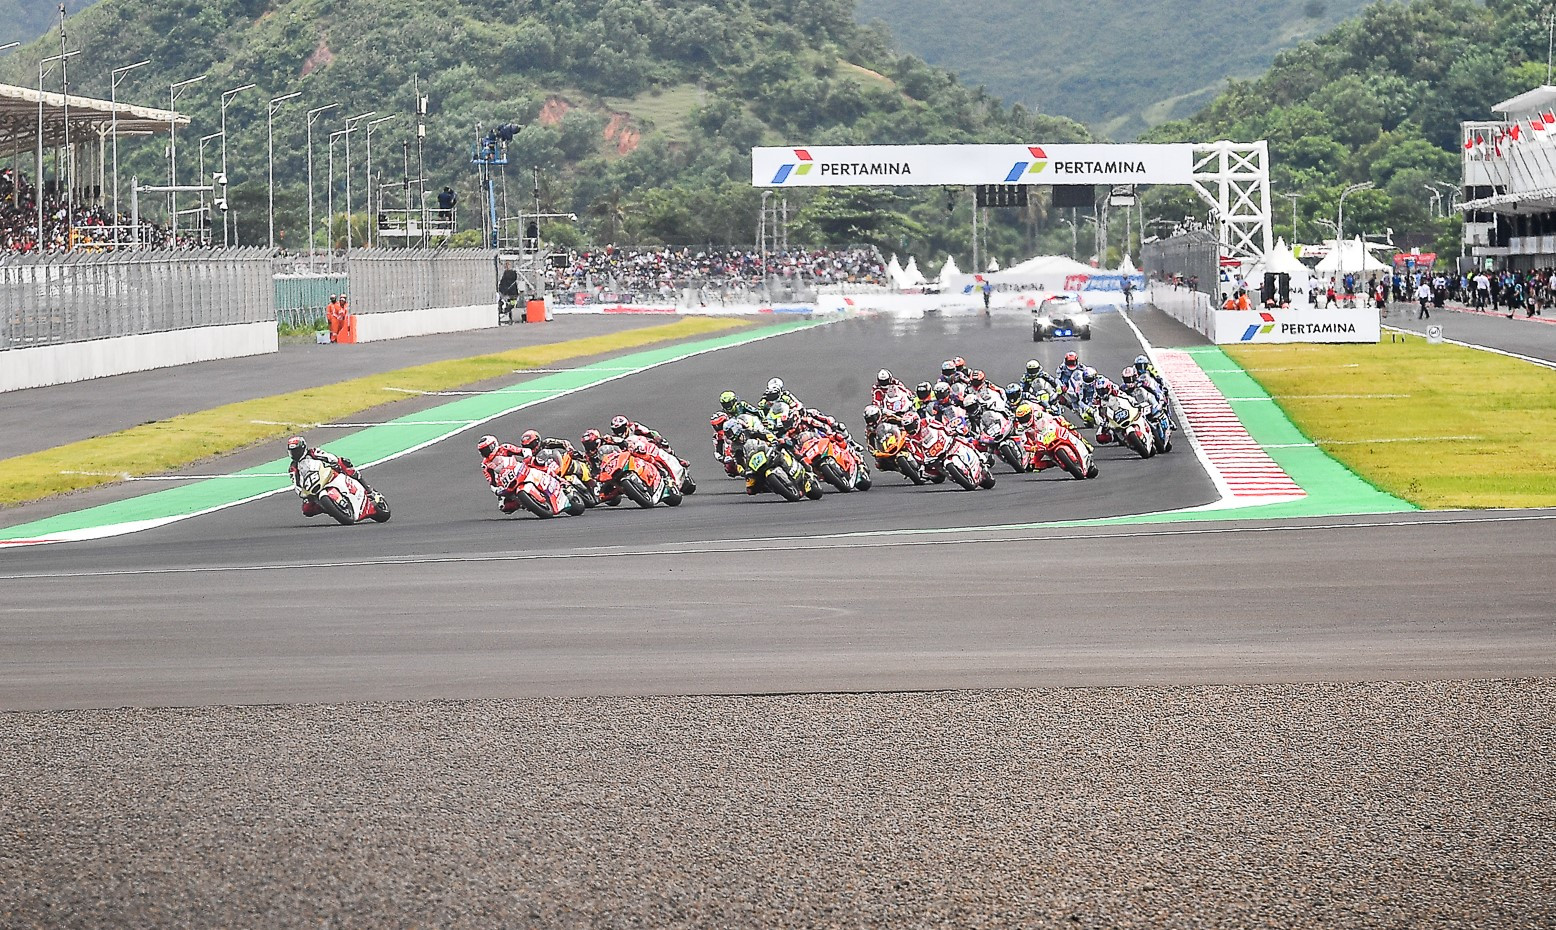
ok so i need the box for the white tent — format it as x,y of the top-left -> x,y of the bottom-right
996,253 -> 1097,284
901,256 -> 927,287
937,254 -> 963,284
986,257 -> 1001,272
1313,236 -> 1390,275
1118,253 -> 1139,276
1261,237 -> 1309,277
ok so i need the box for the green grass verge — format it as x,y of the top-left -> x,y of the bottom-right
1224,335 -> 1556,509
0,317 -> 749,508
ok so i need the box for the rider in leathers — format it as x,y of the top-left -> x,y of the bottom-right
288,437 -> 375,517
476,435 -> 532,513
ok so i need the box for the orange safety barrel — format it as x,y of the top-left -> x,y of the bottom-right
525,298 -> 548,323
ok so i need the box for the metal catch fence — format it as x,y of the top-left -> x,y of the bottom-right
344,248 -> 492,315
1,248 -> 274,351
1142,232 -> 1219,298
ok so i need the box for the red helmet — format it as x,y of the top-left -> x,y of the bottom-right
476,435 -> 498,457
953,356 -> 967,371
711,413 -> 728,428
286,436 -> 308,461
610,415 -> 631,436
519,429 -> 541,450
1063,351 -> 1079,368
969,369 -> 987,387
901,411 -> 921,432
580,428 -> 602,450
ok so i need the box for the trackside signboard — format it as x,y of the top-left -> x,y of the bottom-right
752,144 -> 1196,187
1213,309 -> 1380,344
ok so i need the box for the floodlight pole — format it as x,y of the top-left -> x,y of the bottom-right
36,50 -> 80,249
304,102 -> 338,268
363,115 -> 395,248
342,111 -> 374,253
218,83 -> 254,247
110,60 -> 150,238
266,91 -> 301,250
1337,181 -> 1373,285
168,74 -> 206,240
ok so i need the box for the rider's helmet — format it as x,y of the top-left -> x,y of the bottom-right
609,415 -> 631,436
933,381 -> 951,401
719,390 -> 739,412
1005,382 -> 1024,406
1013,402 -> 1035,425
1025,359 -> 1044,377
286,436 -> 308,462
711,413 -> 728,430
969,369 -> 987,390
764,377 -> 785,400
940,360 -> 957,379
1063,351 -> 1079,369
519,430 -> 541,452
1134,354 -> 1151,370
876,368 -> 893,386
862,404 -> 882,426
953,356 -> 967,374
901,411 -> 921,433
724,418 -> 746,445
915,381 -> 933,402
963,395 -> 983,419
580,428 -> 602,453
1081,367 -> 1098,386
1096,377 -> 1115,397
476,435 -> 499,458
1121,366 -> 1139,386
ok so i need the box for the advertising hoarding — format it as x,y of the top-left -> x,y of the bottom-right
752,144 -> 1197,187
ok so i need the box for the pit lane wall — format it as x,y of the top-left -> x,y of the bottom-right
0,321 -> 278,393
351,304 -> 495,342
1148,282 -> 1380,343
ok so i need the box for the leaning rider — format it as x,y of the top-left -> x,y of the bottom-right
758,377 -> 804,414
871,369 -> 909,407
476,434 -> 529,513
719,390 -> 763,420
287,436 -> 373,517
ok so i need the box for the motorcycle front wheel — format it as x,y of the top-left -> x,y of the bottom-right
765,469 -> 803,502
999,440 -> 1026,473
622,474 -> 656,509
898,455 -> 926,485
319,492 -> 355,526
817,458 -> 850,492
945,460 -> 976,491
518,491 -> 555,519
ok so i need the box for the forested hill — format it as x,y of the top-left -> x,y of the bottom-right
0,0 -> 1088,260
1141,0 -> 1536,256
853,0 -> 1374,139
0,1 -> 96,48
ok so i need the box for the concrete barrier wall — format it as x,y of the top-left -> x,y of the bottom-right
0,321 -> 278,393
1148,284 -> 1217,338
351,304 -> 495,343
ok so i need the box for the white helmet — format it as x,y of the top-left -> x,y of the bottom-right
877,368 -> 893,384
765,377 -> 784,397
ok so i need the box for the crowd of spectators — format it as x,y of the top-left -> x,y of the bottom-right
549,246 -> 888,295
2,168 -> 193,253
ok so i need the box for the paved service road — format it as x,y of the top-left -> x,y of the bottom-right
1384,300 -> 1556,365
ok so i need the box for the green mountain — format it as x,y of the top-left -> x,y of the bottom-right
1142,0 -> 1537,255
0,1 -> 95,48
0,0 -> 1088,265
853,0 -> 1376,139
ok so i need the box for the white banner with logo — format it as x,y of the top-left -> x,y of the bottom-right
752,144 -> 1197,187
1213,308 -> 1380,344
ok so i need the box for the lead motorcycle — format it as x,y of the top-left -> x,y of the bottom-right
488,451 -> 587,518
293,457 -> 390,525
1097,393 -> 1156,459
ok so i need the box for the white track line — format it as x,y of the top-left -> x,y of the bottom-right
1382,325 -> 1556,371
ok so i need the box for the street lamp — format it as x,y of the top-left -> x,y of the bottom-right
363,114 -> 395,248
198,131 -> 222,245
218,83 -> 255,246
1057,216 -> 1077,258
266,91 -> 301,250
36,49 -> 81,248
1283,191 -> 1300,242
168,74 -> 207,239
328,127 -> 355,256
304,102 -> 338,266
0,42 -> 19,53
1336,181 -> 1374,284
341,111 -> 375,253
109,60 -> 150,234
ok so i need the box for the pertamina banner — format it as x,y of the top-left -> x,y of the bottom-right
751,144 -> 1197,187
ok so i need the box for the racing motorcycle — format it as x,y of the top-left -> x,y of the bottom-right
639,437 -> 696,495
918,418 -> 996,491
975,408 -> 1028,473
871,419 -> 926,485
740,434 -> 822,502
596,439 -> 682,508
795,427 -> 872,492
1029,412 -> 1098,480
1097,393 -> 1156,459
488,451 -> 587,518
531,446 -> 599,507
293,456 -> 390,525
1128,387 -> 1175,454
880,385 -> 916,418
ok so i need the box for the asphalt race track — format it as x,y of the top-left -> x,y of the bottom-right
2,308 -> 1552,710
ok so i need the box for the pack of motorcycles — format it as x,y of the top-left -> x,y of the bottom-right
290,358 -> 1175,523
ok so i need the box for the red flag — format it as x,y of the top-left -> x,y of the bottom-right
1466,135 -> 1477,150
1508,122 -> 1523,142
1534,114 -> 1547,131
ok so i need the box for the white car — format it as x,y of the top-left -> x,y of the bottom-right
1032,296 -> 1091,342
